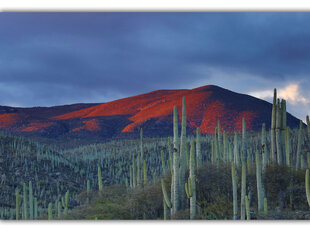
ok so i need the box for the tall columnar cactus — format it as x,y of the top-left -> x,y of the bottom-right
231,163 -> 238,220
179,96 -> 186,210
264,198 -> 268,215
307,153 -> 310,169
137,152 -> 141,186
29,181 -> 33,219
217,120 -> 222,158
161,151 -> 166,174
48,203 -> 53,220
161,179 -> 172,218
23,183 -> 28,220
275,99 -> 284,165
256,150 -> 264,212
261,123 -> 268,173
234,132 -> 240,167
34,197 -> 38,219
64,190 -> 69,215
306,115 -> 310,138
189,140 -> 196,219
132,155 -> 136,188
242,118 -> 247,163
143,160 -> 147,186
306,169 -> 310,207
271,88 -> 277,163
15,188 -> 20,220
281,99 -> 287,161
296,120 -> 303,170
140,128 -> 144,182
285,127 -> 291,167
196,127 -> 201,168
98,167 -> 103,191
57,201 -> 61,219
172,106 -> 180,216
240,161 -> 247,220
245,195 -> 250,220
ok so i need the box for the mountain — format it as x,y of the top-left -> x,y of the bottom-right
0,85 -> 301,142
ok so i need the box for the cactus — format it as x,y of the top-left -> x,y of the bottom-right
64,190 -> 69,215
307,153 -> 310,169
264,198 -> 268,215
163,198 -> 167,220
285,127 -> 291,167
172,106 -> 180,216
261,123 -> 268,173
242,118 -> 247,163
231,163 -> 238,220
48,203 -> 53,220
179,96 -> 186,210
34,197 -> 38,219
306,169 -> 310,207
296,120 -> 303,170
23,183 -> 28,220
275,99 -> 283,165
161,151 -> 166,174
161,179 -> 172,209
196,127 -> 201,168
256,150 -> 264,212
240,161 -> 247,220
15,188 -> 20,220
29,181 -> 33,219
306,115 -> 310,137
143,160 -> 147,186
281,99 -> 287,163
140,128 -> 144,184
87,180 -> 90,194
57,201 -> 61,219
271,88 -> 277,163
234,132 -> 240,167
98,167 -> 103,191
189,140 -> 196,219
245,195 -> 250,220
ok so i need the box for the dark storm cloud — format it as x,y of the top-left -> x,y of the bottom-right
0,12 -> 310,119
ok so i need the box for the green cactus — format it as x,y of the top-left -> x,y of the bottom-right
98,166 -> 103,191
285,127 -> 291,167
264,198 -> 268,215
143,160 -> 147,186
172,106 -> 180,216
34,197 -> 38,219
296,120 -> 303,170
15,188 -> 20,220
179,96 -> 186,210
245,195 -> 250,220
23,183 -> 28,220
163,198 -> 167,220
57,201 -> 61,219
256,150 -> 264,212
242,118 -> 247,163
161,151 -> 166,174
307,153 -> 310,169
234,132 -> 240,167
261,123 -> 268,173
196,127 -> 201,168
240,161 -> 247,220
231,163 -> 238,220
189,140 -> 196,219
48,203 -> 53,220
271,88 -> 277,163
306,169 -> 310,207
161,179 -> 172,209
64,190 -> 69,215
29,181 -> 33,219
275,99 -> 283,165
306,115 -> 310,137
140,128 -> 144,184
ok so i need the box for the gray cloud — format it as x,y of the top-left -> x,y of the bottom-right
0,12 -> 309,119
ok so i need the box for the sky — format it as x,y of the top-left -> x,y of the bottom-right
0,12 -> 309,120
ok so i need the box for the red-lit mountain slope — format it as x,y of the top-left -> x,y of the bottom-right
0,85 -> 302,141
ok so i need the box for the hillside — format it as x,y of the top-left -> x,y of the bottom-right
0,85 -> 301,143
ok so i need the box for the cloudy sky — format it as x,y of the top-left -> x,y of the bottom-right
0,12 -> 309,120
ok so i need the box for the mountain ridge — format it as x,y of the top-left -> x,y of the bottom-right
0,85 -> 302,142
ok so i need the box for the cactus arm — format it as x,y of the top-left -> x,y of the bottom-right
306,169 -> 310,207
161,179 -> 172,209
